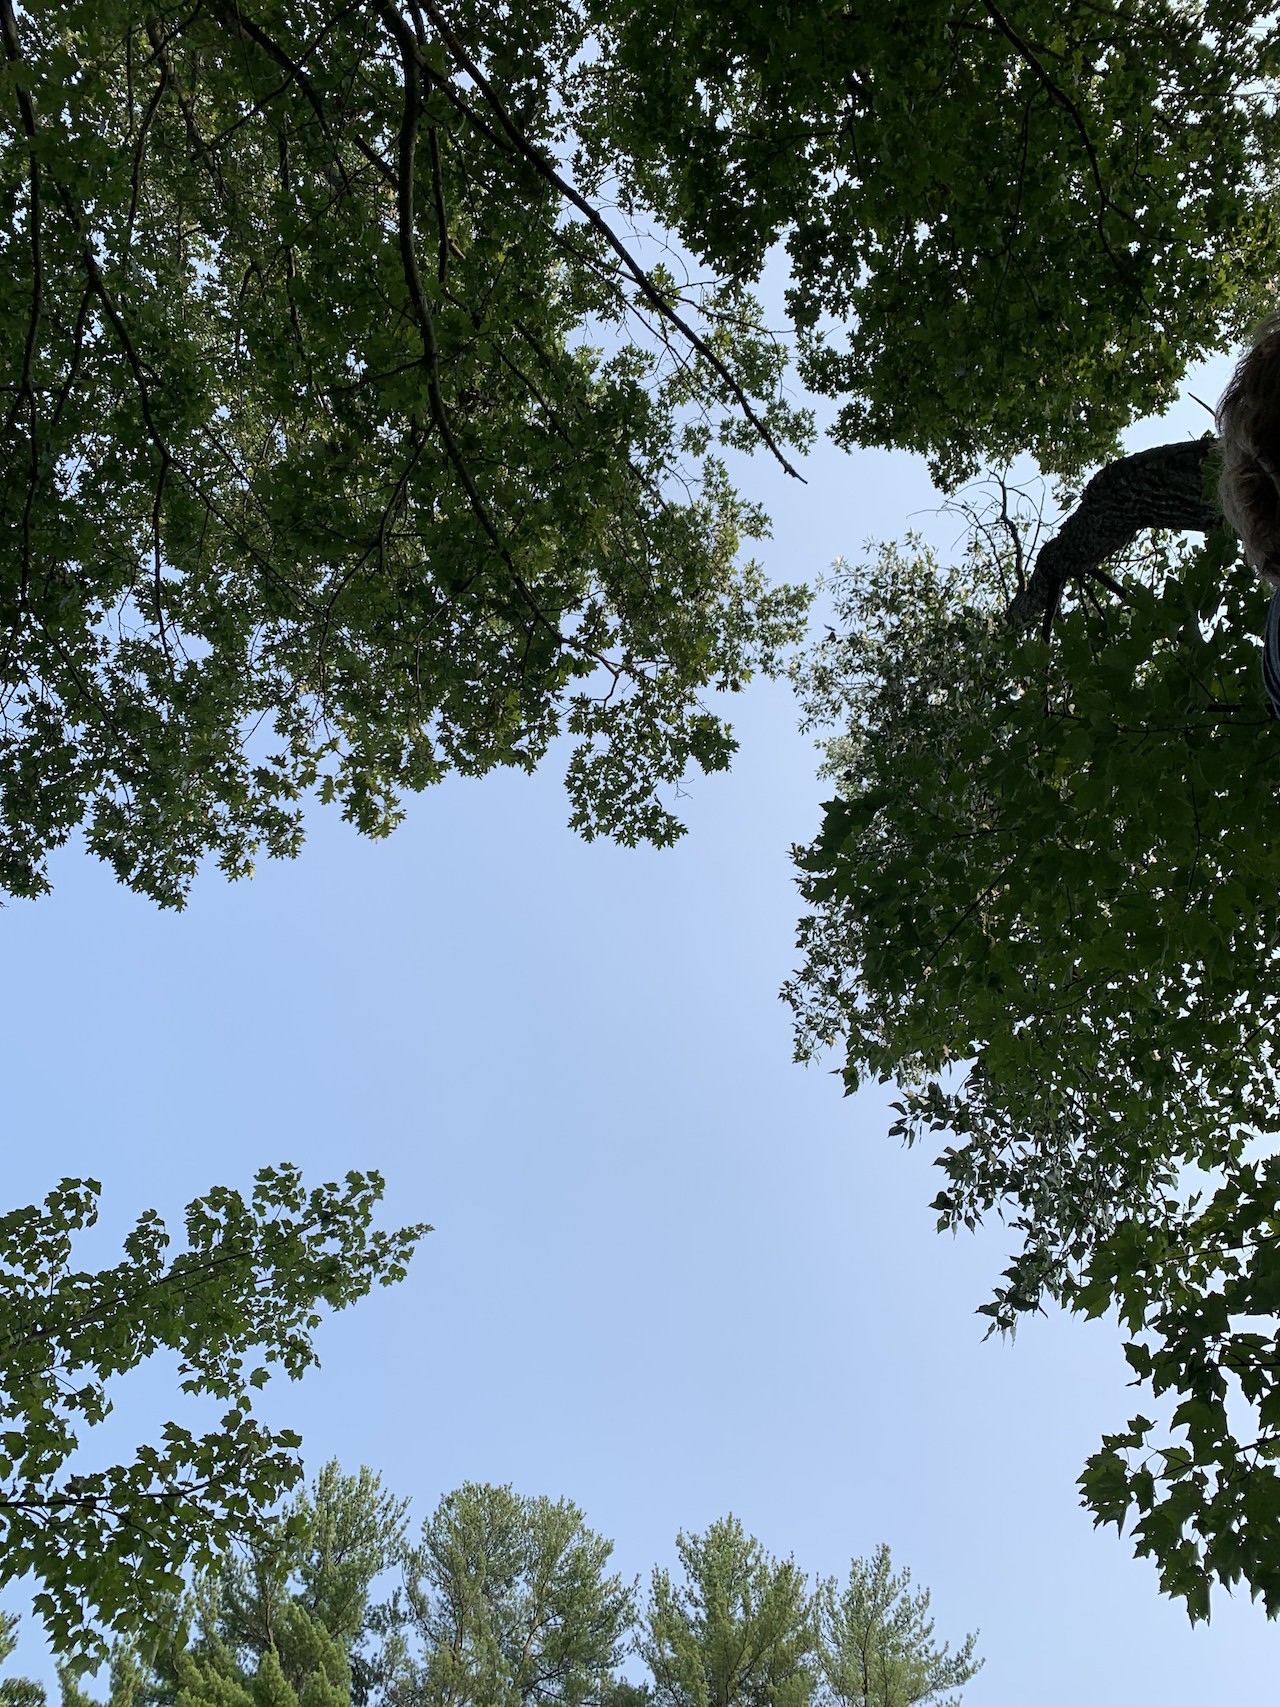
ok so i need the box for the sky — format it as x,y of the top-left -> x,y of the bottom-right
3,342 -> 1276,1705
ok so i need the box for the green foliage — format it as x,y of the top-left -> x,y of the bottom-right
598,1684 -> 653,1707
582,0 -> 1280,486
814,1547 -> 981,1707
0,0 -> 811,904
71,1481 -> 981,1707
0,1614 -> 46,1707
640,1516 -> 813,1707
396,1481 -> 634,1707
1076,1153 -> 1280,1622
0,1170 -> 428,1667
6,0 -> 1280,900
63,1462 -> 408,1707
787,515 -> 1280,1615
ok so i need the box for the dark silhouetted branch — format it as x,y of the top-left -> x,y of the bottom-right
1007,436 -> 1221,630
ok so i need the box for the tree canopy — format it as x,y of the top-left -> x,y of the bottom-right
395,1481 -> 634,1707
640,1517 -> 814,1707
0,1169 -> 426,1665
588,0 -> 1277,484
56,1461 -> 408,1707
10,0 -> 1280,1653
814,1547 -> 981,1707
2,0 -> 1278,900
786,460 -> 1280,1617
65,1471 -> 980,1707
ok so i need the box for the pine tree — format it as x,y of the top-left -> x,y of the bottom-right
814,1548 -> 981,1707
63,1465 -> 407,1707
397,1482 -> 634,1707
639,1517 -> 813,1707
0,1615 -> 46,1707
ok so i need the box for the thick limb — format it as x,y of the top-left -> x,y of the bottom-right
1006,436 -> 1221,630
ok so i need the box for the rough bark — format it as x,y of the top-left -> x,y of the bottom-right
1006,435 -> 1222,630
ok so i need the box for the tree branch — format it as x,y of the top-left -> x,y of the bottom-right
389,0 -> 806,481
1006,437 -> 1222,630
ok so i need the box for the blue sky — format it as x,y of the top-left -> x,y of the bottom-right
4,349 -> 1275,1706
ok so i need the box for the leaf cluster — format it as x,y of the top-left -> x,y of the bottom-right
787,515 -> 1280,1615
0,0 -> 812,903
0,1170 -> 428,1665
580,0 -> 1280,485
